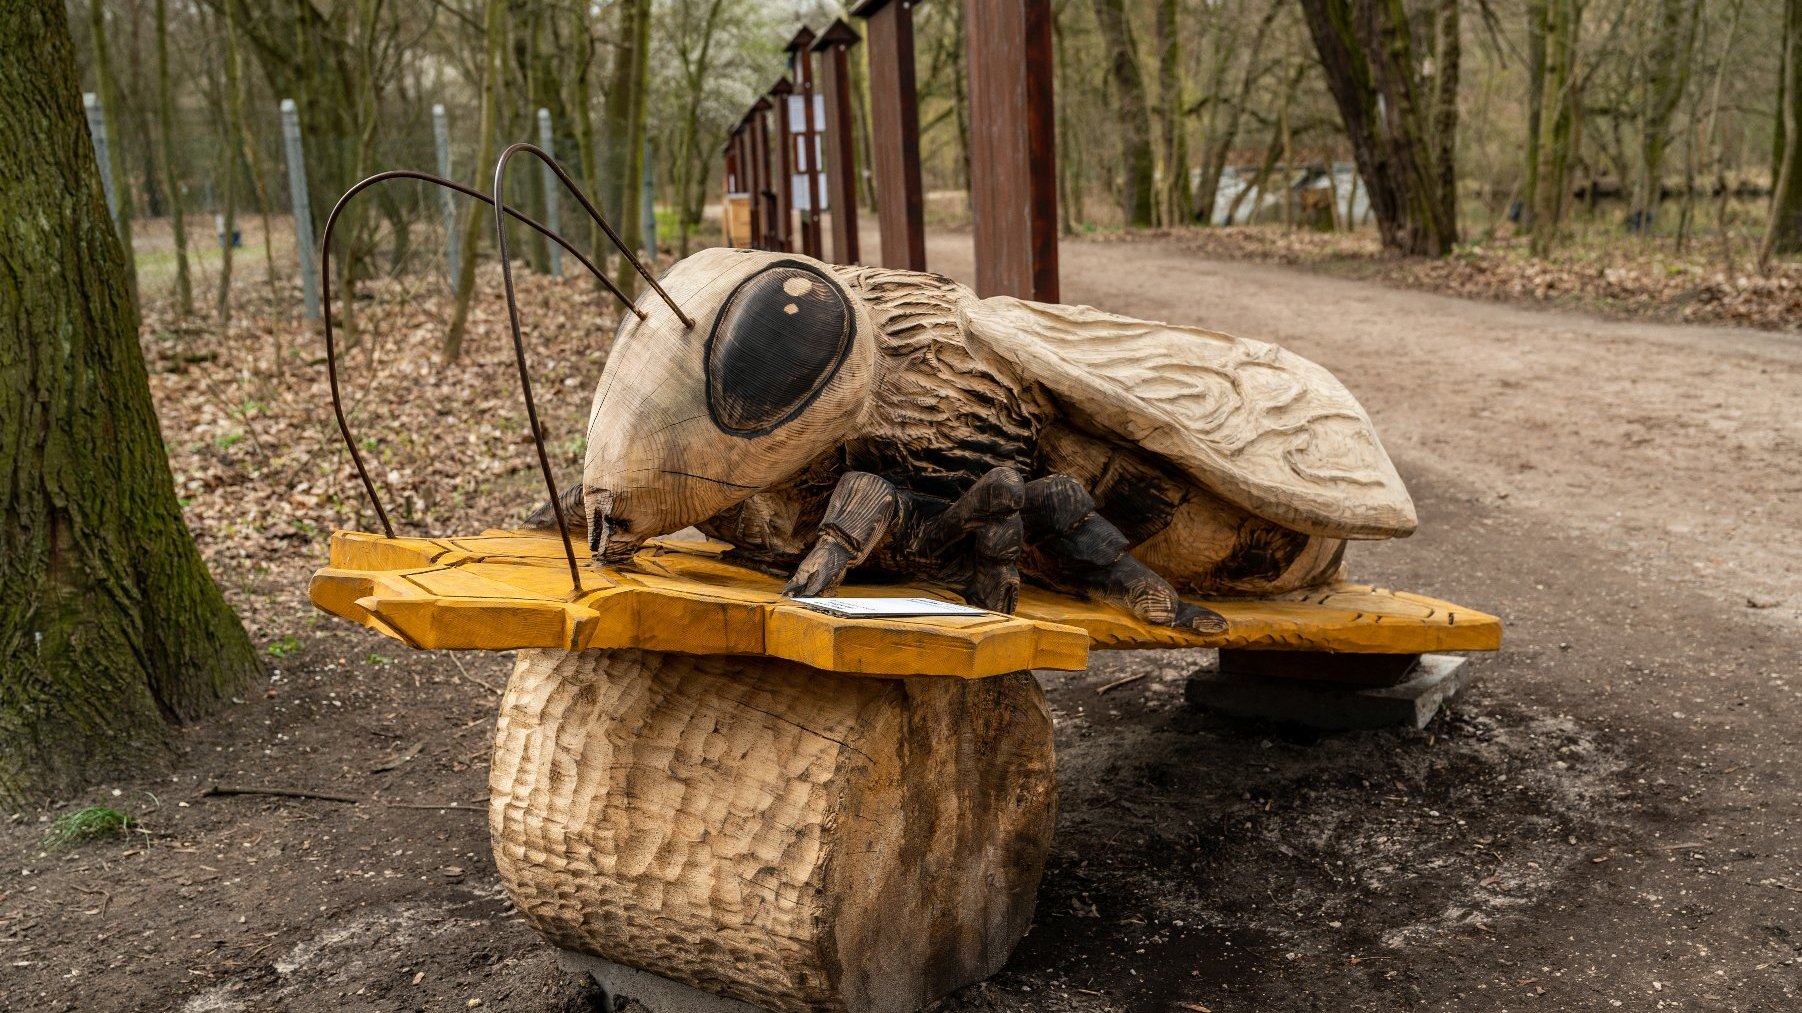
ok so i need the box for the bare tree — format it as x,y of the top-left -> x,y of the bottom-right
1767,0 -> 1802,261
1091,0 -> 1155,227
1298,0 -> 1460,256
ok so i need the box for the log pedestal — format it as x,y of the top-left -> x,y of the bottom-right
488,647 -> 1058,1013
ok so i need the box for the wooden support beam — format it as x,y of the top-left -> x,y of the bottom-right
812,19 -> 862,265
853,0 -> 927,271
786,27 -> 824,260
769,77 -> 796,252
737,118 -> 762,249
964,0 -> 1058,301
721,133 -> 743,247
750,98 -> 776,251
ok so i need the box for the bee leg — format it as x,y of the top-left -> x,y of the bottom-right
1023,475 -> 1227,634
783,471 -> 900,598
905,466 -> 1025,613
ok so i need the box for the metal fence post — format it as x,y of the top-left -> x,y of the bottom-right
433,103 -> 460,285
641,139 -> 656,259
280,98 -> 320,319
83,93 -> 118,224
537,108 -> 562,277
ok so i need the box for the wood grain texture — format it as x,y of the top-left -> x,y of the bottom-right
308,529 -> 1501,663
490,647 -> 1055,1013
960,296 -> 1417,539
579,250 -> 1411,608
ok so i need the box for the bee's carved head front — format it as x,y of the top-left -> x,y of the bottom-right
583,248 -> 876,560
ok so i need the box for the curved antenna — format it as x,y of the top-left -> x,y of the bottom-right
489,142 -> 589,591
508,141 -> 694,329
320,169 -> 640,541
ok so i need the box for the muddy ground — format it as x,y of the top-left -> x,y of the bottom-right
4,234 -> 1800,1012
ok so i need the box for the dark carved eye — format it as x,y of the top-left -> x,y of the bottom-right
705,262 -> 853,435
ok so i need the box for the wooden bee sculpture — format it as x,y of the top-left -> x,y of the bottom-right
553,247 -> 1417,633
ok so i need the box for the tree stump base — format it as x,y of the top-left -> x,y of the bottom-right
489,648 -> 1057,1013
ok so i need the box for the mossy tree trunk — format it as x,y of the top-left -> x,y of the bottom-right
1765,0 -> 1802,261
1091,0 -> 1156,228
0,0 -> 263,807
1298,0 -> 1461,256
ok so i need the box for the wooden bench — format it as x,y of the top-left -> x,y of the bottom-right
310,528 -> 1499,1013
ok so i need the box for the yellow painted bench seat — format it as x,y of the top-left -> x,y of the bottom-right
308,529 -> 1501,679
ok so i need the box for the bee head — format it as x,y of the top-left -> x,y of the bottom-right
582,248 -> 876,560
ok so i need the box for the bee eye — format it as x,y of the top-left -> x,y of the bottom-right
705,263 -> 853,435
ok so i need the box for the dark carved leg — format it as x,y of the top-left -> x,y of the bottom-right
1023,475 -> 1227,633
784,472 -> 902,597
905,467 -> 1025,613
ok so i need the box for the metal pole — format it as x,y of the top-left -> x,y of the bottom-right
641,139 -> 656,260
83,93 -> 118,224
433,103 -> 460,285
280,98 -> 320,319
537,108 -> 562,278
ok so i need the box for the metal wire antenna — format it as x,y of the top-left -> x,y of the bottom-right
320,166 -> 647,586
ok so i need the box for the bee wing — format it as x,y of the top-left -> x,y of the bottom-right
961,296 -> 1415,539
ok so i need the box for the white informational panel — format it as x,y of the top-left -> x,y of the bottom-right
788,94 -> 829,212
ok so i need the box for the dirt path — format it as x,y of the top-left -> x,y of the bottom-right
929,233 -> 1802,623
4,236 -> 1800,1012
922,233 -> 1802,1011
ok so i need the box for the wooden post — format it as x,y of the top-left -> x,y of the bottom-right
749,97 -> 774,251
279,97 -> 321,319
769,77 -> 796,252
852,0 -> 927,271
963,0 -> 1058,301
722,135 -> 741,247
735,118 -> 761,250
786,27 -> 824,260
811,19 -> 861,265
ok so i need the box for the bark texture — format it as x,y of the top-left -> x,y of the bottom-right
1091,0 -> 1156,228
1298,0 -> 1460,256
491,648 -> 1055,1013
0,0 -> 262,806
1766,0 -> 1802,259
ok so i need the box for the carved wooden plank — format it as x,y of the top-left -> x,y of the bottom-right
853,0 -> 927,270
964,0 -> 1058,300
490,647 -> 1055,1013
812,19 -> 861,264
310,530 -> 1501,665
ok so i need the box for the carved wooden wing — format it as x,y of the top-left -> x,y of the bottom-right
960,297 -> 1416,539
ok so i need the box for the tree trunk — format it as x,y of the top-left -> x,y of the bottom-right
154,0 -> 193,314
216,3 -> 243,324
1297,0 -> 1460,256
88,0 -> 138,309
0,0 -> 262,806
1630,0 -> 1698,233
1520,0 -> 1547,233
609,0 -> 652,297
1091,0 -> 1155,228
1194,0 -> 1282,226
566,0 -> 606,273
1155,0 -> 1190,226
1765,0 -> 1802,261
444,0 -> 505,363
1531,0 -> 1579,256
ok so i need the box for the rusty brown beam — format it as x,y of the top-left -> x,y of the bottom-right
964,0 -> 1058,300
812,19 -> 862,265
786,26 -> 824,260
853,0 -> 926,271
769,76 -> 796,252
